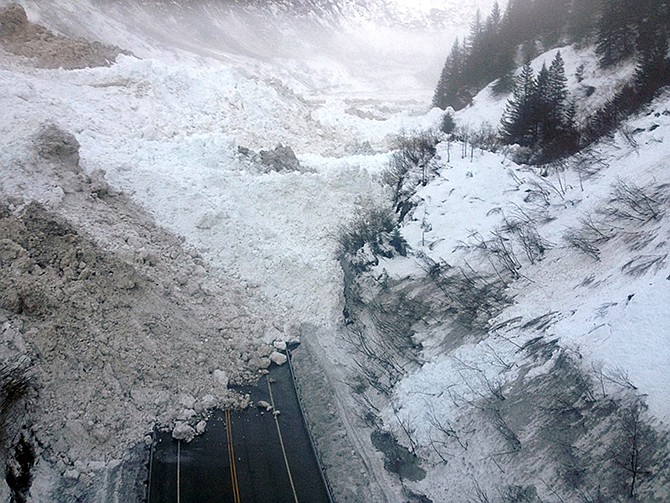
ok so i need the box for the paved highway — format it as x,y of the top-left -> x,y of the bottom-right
148,363 -> 332,503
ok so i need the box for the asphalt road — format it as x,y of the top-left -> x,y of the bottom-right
148,363 -> 331,503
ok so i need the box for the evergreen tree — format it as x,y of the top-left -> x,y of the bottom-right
500,64 -> 537,146
502,0 -> 535,44
634,27 -> 670,100
567,0 -> 600,43
432,39 -> 466,110
547,52 -> 568,107
488,1 -> 502,30
596,0 -> 636,67
547,51 -> 570,134
501,53 -> 577,158
546,51 -> 578,154
533,63 -> 551,143
533,0 -> 571,45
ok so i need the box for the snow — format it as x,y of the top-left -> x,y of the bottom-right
375,72 -> 670,469
3,1 -> 670,501
383,102 -> 670,423
457,45 -> 638,128
2,48 -> 429,325
369,80 -> 669,497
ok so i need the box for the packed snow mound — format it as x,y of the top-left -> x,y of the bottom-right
0,31 -> 445,327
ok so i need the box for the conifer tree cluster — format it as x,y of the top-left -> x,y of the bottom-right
433,0 -> 670,113
500,52 -> 578,160
432,0 -> 670,163
432,2 -> 513,111
432,0 -> 574,111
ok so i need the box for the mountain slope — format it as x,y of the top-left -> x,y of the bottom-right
340,44 -> 670,502
12,0 -> 493,94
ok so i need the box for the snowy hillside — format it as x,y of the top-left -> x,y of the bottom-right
1,1 -> 669,503
15,0 -> 495,94
340,46 -> 670,502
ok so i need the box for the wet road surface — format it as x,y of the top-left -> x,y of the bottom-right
148,363 -> 331,503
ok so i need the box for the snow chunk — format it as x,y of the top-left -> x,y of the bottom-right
171,422 -> 195,443
212,369 -> 229,387
33,123 -> 81,166
270,351 -> 287,366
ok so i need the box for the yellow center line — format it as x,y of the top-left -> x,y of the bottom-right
226,409 -> 242,503
267,377 -> 300,503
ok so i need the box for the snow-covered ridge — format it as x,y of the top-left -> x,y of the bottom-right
10,0 -> 491,94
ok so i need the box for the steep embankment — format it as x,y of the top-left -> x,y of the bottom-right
339,46 -> 670,501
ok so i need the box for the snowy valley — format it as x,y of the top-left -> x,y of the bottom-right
0,1 -> 669,502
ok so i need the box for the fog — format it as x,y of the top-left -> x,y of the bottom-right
13,0 -> 484,97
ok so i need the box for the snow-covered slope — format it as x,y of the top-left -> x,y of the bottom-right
340,46 -> 670,502
12,0 -> 492,95
3,1 -> 668,502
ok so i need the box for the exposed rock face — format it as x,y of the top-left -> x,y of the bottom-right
0,3 -> 129,69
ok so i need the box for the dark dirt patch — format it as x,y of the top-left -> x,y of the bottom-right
0,3 -> 130,69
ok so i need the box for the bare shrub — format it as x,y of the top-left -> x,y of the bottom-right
564,214 -> 616,261
471,477 -> 492,503
488,229 -> 523,279
340,288 -> 427,396
499,485 -> 542,502
611,399 -> 659,499
469,122 -> 501,153
393,407 -> 419,455
336,208 -> 405,266
621,254 -> 667,277
488,407 -> 522,452
421,257 -> 511,331
524,179 -> 552,206
341,326 -> 404,396
426,401 -> 468,451
367,294 -> 427,366
572,148 -> 610,183
619,125 -> 640,149
459,230 -> 522,281
603,179 -> 664,223
383,132 -> 439,210
500,210 -> 551,265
